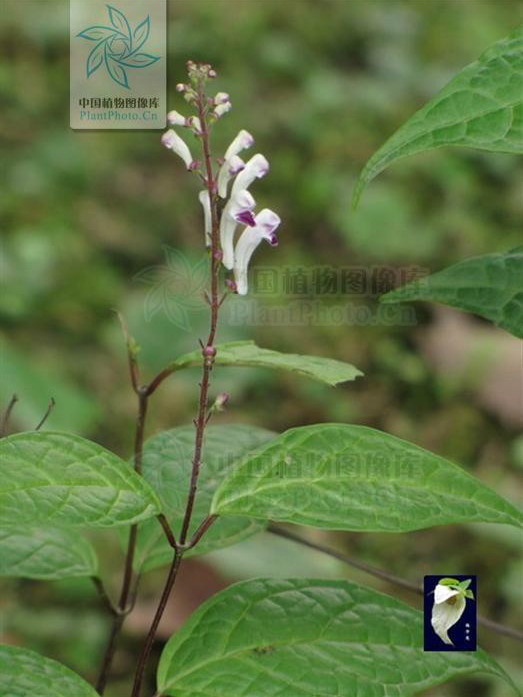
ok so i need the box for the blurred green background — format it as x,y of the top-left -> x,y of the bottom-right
1,0 -> 522,695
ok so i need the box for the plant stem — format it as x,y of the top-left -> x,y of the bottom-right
96,389 -> 149,694
178,85 -> 220,548
268,524 -> 523,643
130,551 -> 182,697
129,80 -> 221,697
91,576 -> 119,616
0,394 -> 18,437
187,514 -> 218,549
34,397 -> 56,430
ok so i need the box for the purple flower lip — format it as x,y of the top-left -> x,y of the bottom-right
234,210 -> 256,227
267,233 -> 278,246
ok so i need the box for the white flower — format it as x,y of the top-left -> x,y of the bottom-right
214,92 -> 230,105
217,155 -> 245,198
431,584 -> 467,645
161,130 -> 194,170
224,129 -> 254,161
167,110 -> 186,126
198,191 -> 212,247
231,154 -> 269,197
187,116 -> 203,134
233,209 -> 281,295
220,189 -> 256,270
214,102 -> 232,118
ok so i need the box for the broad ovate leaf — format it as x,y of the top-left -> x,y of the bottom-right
212,424 -> 523,532
171,340 -> 362,386
157,578 -> 519,697
0,431 -> 160,528
130,425 -> 275,572
0,644 -> 99,697
381,248 -> 523,338
0,526 -> 98,580
354,28 -> 523,204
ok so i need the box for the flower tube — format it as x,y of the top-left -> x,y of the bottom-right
230,154 -> 269,196
233,209 -> 281,295
167,110 -> 187,126
161,130 -> 195,170
214,101 -> 232,118
220,190 -> 256,269
217,155 -> 245,198
224,129 -> 254,161
198,191 -> 212,246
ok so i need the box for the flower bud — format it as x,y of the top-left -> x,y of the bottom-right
214,102 -> 232,118
214,92 -> 230,105
214,392 -> 229,411
188,116 -> 203,134
203,345 -> 217,358
167,109 -> 186,126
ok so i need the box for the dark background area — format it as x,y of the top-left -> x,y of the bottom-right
1,1 -> 522,695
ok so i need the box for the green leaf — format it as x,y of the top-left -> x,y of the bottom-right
170,340 -> 363,386
212,424 -> 523,532
465,589 -> 476,600
0,431 -> 160,528
353,28 -> 523,205
459,578 -> 472,591
0,644 -> 99,697
130,425 -> 276,572
439,577 -> 462,586
0,526 -> 98,580
381,248 -> 523,339
157,578 -> 520,697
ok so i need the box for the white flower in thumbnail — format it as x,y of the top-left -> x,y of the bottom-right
431,581 -> 469,645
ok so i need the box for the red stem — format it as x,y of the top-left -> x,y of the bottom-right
130,79 -> 222,697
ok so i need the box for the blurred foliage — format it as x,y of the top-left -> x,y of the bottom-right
1,1 -> 522,695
